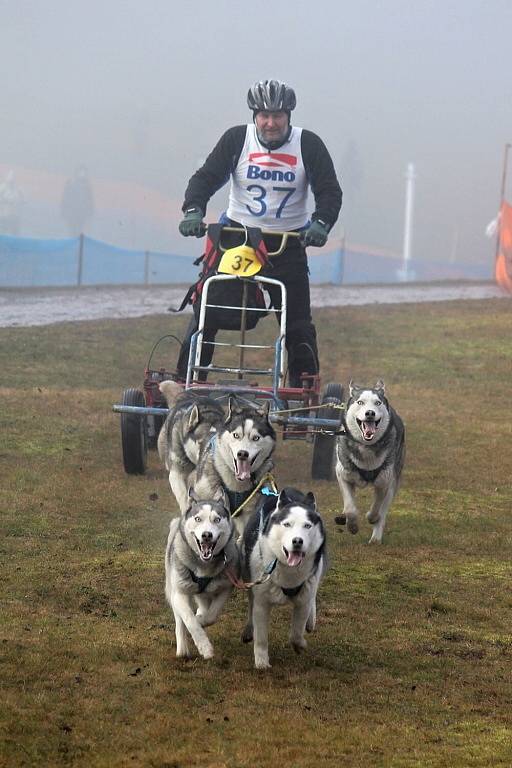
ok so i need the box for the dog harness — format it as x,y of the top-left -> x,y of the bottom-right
187,548 -> 227,593
173,223 -> 269,314
281,583 -> 304,598
186,534 -> 238,594
355,464 -> 386,483
280,548 -> 325,599
231,473 -> 279,518
345,451 -> 392,483
226,487 -> 256,516
188,571 -> 213,594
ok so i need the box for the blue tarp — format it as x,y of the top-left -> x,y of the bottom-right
0,234 -> 198,288
0,233 -> 491,288
0,234 -> 81,287
0,233 -> 345,287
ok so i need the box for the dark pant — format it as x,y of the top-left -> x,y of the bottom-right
176,231 -> 319,386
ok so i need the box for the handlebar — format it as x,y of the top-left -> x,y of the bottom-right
210,225 -> 300,257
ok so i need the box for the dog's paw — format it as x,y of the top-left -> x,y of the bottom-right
254,656 -> 271,670
291,636 -> 307,654
346,515 -> 359,535
366,509 -> 380,525
198,643 -> 214,660
241,624 -> 253,644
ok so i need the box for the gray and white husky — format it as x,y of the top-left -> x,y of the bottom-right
241,487 -> 327,670
193,396 -> 276,534
164,488 -> 240,659
335,380 -> 405,543
158,381 -> 225,512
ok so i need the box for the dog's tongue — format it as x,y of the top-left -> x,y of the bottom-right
201,541 -> 214,560
235,458 -> 251,481
287,550 -> 304,567
362,421 -> 377,440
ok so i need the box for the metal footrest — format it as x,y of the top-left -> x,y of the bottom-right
192,365 -> 273,376
204,340 -> 275,350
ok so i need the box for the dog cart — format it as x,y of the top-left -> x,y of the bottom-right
113,227 -> 344,479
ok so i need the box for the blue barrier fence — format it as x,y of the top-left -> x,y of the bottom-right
0,233 -> 491,288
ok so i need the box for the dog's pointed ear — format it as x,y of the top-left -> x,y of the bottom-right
213,486 -> 229,510
305,491 -> 317,510
225,395 -> 239,423
277,488 -> 290,508
257,400 -> 271,419
374,380 -> 386,396
188,486 -> 199,504
349,380 -> 362,397
187,404 -> 200,430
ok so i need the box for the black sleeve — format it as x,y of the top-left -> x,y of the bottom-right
301,129 -> 343,229
182,125 -> 247,214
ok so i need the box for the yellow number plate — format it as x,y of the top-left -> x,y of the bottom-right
218,245 -> 262,277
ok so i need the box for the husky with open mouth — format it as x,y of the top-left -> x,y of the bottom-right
241,487 -> 327,670
193,396 -> 276,535
335,380 -> 405,543
164,488 -> 240,659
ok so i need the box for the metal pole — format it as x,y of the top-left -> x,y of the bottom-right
77,233 -> 84,286
238,281 -> 248,380
334,231 -> 345,285
494,143 -> 511,264
449,227 -> 459,264
400,163 -> 416,282
144,250 -> 149,285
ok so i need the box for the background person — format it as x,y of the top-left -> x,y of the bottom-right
0,170 -> 24,235
176,79 -> 342,385
61,165 -> 94,236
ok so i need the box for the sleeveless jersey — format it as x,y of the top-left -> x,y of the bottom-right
226,125 -> 309,231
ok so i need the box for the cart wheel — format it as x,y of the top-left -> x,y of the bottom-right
121,388 -> 147,475
311,382 -> 344,480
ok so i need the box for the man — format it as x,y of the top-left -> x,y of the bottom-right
61,165 -> 94,236
177,79 -> 342,386
0,170 -> 24,235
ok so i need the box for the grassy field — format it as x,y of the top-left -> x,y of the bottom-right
1,298 -> 512,768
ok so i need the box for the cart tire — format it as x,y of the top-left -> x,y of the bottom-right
121,388 -> 147,475
311,382 -> 344,481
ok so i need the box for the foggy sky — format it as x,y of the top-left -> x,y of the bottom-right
2,0 -> 511,264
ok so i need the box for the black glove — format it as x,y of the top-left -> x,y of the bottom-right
179,207 -> 206,237
301,219 -> 330,248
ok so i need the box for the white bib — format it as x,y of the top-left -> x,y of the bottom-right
226,125 -> 309,231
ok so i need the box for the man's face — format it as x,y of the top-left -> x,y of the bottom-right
255,110 -> 289,145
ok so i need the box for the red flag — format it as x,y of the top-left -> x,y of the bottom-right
495,201 -> 512,292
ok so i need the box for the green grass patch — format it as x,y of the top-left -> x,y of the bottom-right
1,299 -> 511,767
